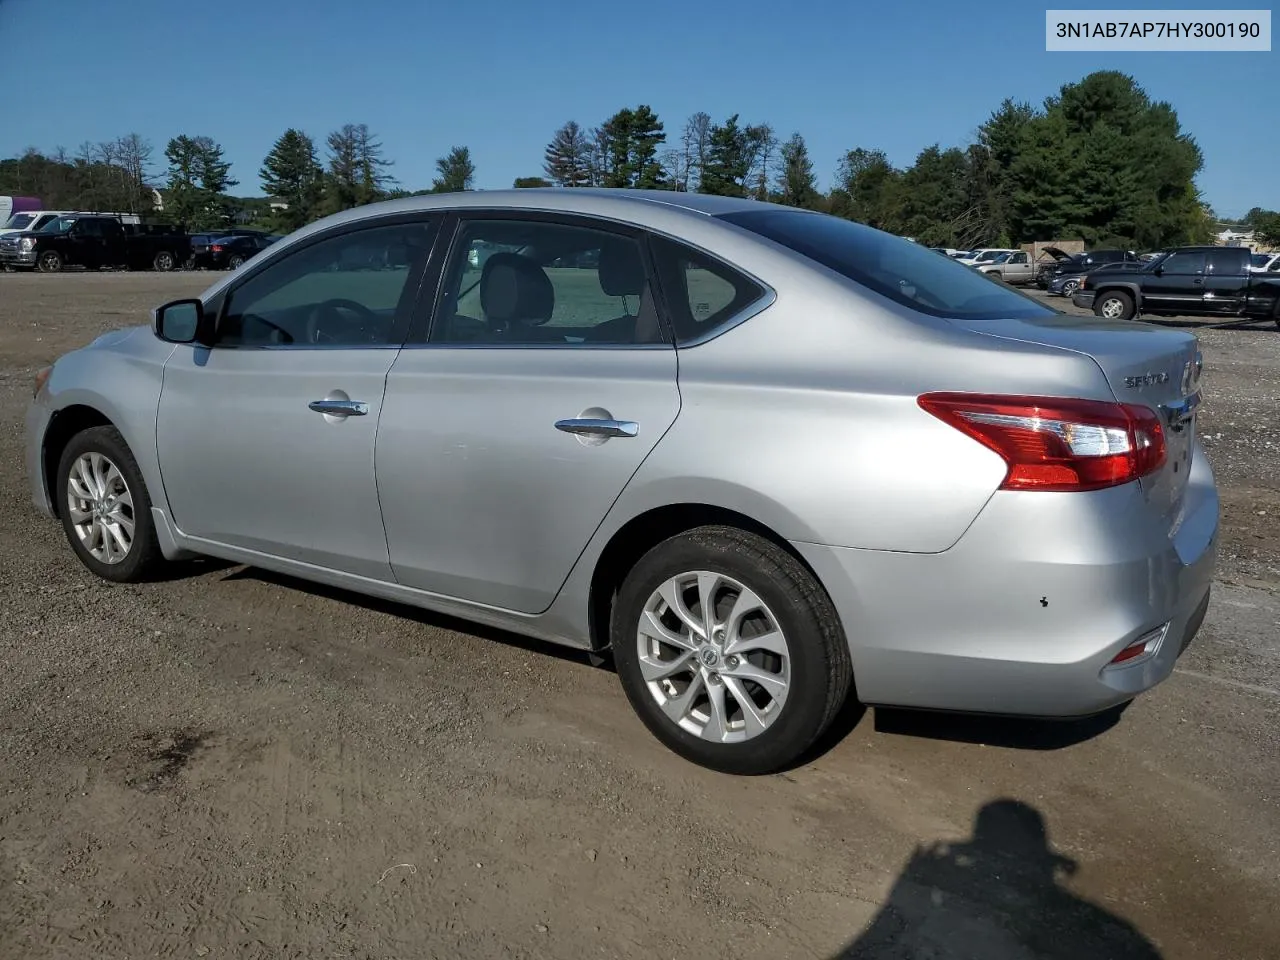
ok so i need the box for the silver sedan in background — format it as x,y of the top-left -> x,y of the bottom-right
26,190 -> 1218,774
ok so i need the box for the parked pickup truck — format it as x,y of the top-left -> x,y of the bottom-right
975,249 -> 1035,284
1073,245 -> 1280,328
0,214 -> 191,273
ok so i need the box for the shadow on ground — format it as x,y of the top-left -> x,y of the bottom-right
834,799 -> 1163,959
872,703 -> 1128,750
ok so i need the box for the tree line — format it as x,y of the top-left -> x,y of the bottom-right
3,70 -> 1275,249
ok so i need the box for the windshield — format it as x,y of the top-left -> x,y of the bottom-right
719,209 -> 1055,321
40,216 -> 77,233
4,214 -> 35,230
973,250 -> 1005,263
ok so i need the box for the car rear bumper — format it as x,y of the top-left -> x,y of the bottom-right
794,441 -> 1218,717
1072,291 -> 1096,310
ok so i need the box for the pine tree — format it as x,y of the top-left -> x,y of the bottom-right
164,135 -> 236,230
628,105 -> 666,188
543,121 -> 591,187
432,146 -> 475,193
259,128 -> 323,231
699,115 -> 751,197
323,123 -> 393,214
776,133 -> 818,208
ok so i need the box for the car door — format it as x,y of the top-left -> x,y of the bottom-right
68,218 -> 102,267
1143,250 -> 1206,312
156,216 -> 439,579
1202,247 -> 1250,314
1005,250 -> 1031,282
376,212 -> 681,614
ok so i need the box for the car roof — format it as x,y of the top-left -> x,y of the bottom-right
305,188 -> 770,231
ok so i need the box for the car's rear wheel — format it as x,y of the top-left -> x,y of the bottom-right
228,254 -> 245,270
1094,290 -> 1135,320
1061,278 -> 1080,297
56,426 -> 165,583
611,526 -> 852,774
153,250 -> 175,271
38,251 -> 63,273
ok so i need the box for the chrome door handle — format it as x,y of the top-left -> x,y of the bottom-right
555,418 -> 639,438
309,399 -> 369,417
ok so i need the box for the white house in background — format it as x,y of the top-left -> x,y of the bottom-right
269,199 -> 289,211
1215,228 -> 1257,249
149,187 -> 165,211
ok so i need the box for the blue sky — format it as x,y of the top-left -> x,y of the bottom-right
0,0 -> 1274,217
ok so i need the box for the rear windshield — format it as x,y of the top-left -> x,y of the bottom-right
719,209 -> 1055,321
4,214 -> 35,230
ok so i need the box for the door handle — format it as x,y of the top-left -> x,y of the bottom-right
555,418 -> 639,438
309,399 -> 369,417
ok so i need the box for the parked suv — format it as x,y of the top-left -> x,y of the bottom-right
1043,249 -> 1139,296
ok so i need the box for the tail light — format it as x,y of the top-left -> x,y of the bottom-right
918,393 -> 1166,492
210,244 -> 223,252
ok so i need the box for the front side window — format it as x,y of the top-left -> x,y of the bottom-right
1161,251 -> 1206,275
720,209 -> 1054,321
216,220 -> 435,347
1269,257 -> 1280,273
431,218 -> 662,345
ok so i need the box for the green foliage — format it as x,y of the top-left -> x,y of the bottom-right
259,129 -> 323,232
1249,210 -> 1280,247
589,106 -> 667,188
700,115 -> 752,197
323,123 -> 394,215
544,121 -> 591,187
776,133 -> 818,209
829,148 -> 900,229
165,135 -> 238,230
514,177 -> 552,188
0,137 -> 156,215
432,146 -> 475,193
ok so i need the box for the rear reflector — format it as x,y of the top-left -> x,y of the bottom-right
918,393 -> 1166,492
1107,624 -> 1169,667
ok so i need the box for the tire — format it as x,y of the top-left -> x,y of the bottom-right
55,426 -> 165,583
228,254 -> 245,270
153,250 -> 175,272
1093,289 -> 1135,321
37,250 -> 63,273
1061,278 -> 1079,297
611,526 -> 853,775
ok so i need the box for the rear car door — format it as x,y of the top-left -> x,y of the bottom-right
156,216 -> 439,579
1143,251 -> 1206,312
1202,248 -> 1250,314
376,212 -> 681,614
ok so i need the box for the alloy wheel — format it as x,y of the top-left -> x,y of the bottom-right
66,452 -> 135,564
636,570 -> 791,743
1100,296 -> 1127,319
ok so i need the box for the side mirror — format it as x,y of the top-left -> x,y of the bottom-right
1152,266 -> 1163,276
154,298 -> 206,344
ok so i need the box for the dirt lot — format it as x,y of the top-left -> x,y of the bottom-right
1,271 -> 1277,960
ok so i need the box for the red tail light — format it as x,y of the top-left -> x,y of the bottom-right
210,244 -> 223,252
918,393 -> 1166,492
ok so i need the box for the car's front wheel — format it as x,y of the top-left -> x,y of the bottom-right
611,526 -> 853,774
55,426 -> 165,583
1094,290 -> 1135,320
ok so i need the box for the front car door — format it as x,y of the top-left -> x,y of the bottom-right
376,212 -> 681,614
1143,250 -> 1206,312
156,216 -> 439,579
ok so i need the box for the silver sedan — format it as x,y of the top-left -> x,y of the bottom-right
26,190 -> 1218,774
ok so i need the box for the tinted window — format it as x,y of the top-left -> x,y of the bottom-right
431,218 -> 663,346
649,234 -> 764,344
217,220 -> 434,347
720,209 -> 1054,321
1206,248 -> 1248,274
1161,251 -> 1206,275
1251,254 -> 1269,268
1270,258 -> 1280,273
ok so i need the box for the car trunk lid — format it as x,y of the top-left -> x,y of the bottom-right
949,314 -> 1202,522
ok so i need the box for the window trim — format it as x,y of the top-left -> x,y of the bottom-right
405,209 -> 674,350
206,212 -> 444,351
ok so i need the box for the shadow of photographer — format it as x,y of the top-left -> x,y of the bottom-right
835,799 -> 1162,959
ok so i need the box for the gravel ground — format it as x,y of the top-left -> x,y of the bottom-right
1,271 -> 1277,960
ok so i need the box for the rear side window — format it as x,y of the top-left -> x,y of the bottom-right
719,209 -> 1054,321
649,234 -> 765,343
1206,248 -> 1248,274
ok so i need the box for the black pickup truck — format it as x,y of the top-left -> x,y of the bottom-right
1073,245 -> 1280,329
0,214 -> 192,273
